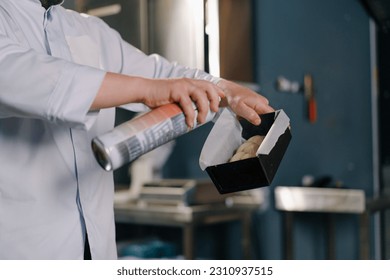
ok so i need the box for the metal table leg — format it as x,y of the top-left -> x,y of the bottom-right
183,224 -> 194,259
242,212 -> 252,259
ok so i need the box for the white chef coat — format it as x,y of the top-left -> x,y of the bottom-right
0,0 -> 219,259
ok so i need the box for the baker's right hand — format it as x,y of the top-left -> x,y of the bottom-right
140,78 -> 225,128
92,73 -> 224,129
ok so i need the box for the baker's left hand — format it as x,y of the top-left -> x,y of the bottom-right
217,79 -> 274,125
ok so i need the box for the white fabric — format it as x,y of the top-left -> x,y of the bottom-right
0,0 -> 219,259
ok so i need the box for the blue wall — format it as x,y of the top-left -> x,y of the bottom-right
255,0 -> 372,191
164,0 -> 373,259
253,0 -> 372,259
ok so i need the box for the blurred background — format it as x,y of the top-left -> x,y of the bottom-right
64,0 -> 390,260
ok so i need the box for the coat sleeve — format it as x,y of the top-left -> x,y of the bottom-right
117,39 -> 221,83
0,32 -> 106,128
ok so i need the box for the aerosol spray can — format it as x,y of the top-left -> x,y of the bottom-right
92,103 -> 219,171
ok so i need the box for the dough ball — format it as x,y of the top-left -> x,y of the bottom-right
247,135 -> 265,146
236,141 -> 258,156
229,151 -> 246,162
240,153 -> 253,160
229,135 -> 265,163
229,151 -> 255,162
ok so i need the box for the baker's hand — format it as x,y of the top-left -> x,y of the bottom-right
93,73 -> 272,128
141,78 -> 225,128
217,79 -> 274,125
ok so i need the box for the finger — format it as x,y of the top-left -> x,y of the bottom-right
253,100 -> 275,115
258,94 -> 270,106
190,87 -> 210,124
207,84 -> 224,112
179,95 -> 196,128
235,103 -> 262,126
190,80 -> 221,113
246,100 -> 276,125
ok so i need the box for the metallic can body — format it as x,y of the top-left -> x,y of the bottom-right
92,103 -> 217,171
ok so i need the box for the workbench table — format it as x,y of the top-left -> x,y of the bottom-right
114,201 -> 256,259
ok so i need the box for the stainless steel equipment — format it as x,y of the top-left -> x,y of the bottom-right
138,179 -> 199,206
135,179 -> 265,208
275,186 -> 366,259
72,0 -> 255,83
275,186 -> 365,213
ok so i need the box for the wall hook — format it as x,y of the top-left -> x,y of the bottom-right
275,74 -> 317,123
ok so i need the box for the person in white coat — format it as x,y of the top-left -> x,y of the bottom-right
0,0 -> 273,259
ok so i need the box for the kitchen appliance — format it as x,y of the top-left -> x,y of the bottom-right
69,0 -> 256,84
